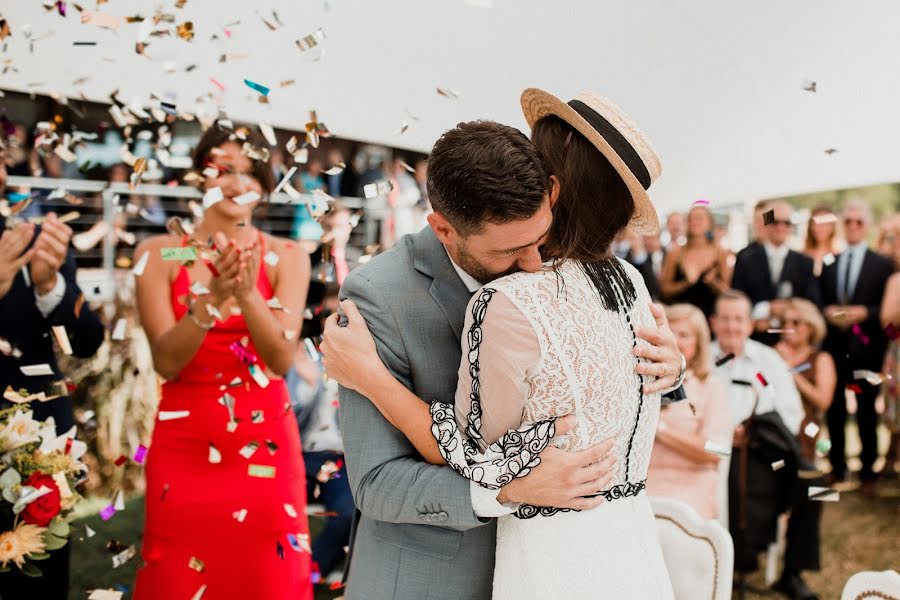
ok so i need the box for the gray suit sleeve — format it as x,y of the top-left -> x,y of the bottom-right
337,271 -> 486,532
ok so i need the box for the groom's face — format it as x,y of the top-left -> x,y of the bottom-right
447,198 -> 554,284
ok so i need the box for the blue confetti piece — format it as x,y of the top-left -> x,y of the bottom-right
244,79 -> 270,96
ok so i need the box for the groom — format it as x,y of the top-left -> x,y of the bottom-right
329,121 -> 684,599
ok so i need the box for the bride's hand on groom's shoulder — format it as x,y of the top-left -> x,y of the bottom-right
497,434 -> 617,510
320,299 -> 384,395
632,302 -> 683,394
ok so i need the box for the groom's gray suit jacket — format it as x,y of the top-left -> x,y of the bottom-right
338,226 -> 496,600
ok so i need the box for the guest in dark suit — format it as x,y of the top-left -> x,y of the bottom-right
732,201 -> 821,346
0,159 -> 105,599
821,200 -> 895,494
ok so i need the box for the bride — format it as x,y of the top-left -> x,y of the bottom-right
323,88 -> 674,598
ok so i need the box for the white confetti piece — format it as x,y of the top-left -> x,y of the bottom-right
803,421 -> 820,438
20,363 -> 53,376
132,251 -> 150,277
53,471 -> 73,499
264,251 -> 280,266
190,281 -> 210,296
112,545 -> 136,568
808,486 -> 839,502
113,489 -> 125,511
771,459 -> 785,471
239,442 -> 259,459
52,325 -> 73,355
203,186 -> 224,208
703,440 -> 731,457
85,525 -> 96,538
158,410 -> 190,421
249,364 -> 270,389
111,318 -> 127,341
283,503 -> 298,518
259,121 -> 277,146
208,443 -> 222,464
273,166 -> 298,194
233,191 -> 261,205
88,591 -> 123,600
233,508 -> 248,522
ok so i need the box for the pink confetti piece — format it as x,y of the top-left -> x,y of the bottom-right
229,341 -> 258,366
851,323 -> 870,345
210,77 -> 226,92
133,444 -> 148,465
692,199 -> 710,206
100,504 -> 116,521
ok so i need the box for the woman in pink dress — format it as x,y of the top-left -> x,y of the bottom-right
647,303 -> 732,519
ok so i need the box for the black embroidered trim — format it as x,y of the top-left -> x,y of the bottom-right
514,480 -> 647,519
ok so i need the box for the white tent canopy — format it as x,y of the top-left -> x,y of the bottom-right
2,0 -> 899,213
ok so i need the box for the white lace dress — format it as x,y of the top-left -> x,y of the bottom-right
430,257 -> 674,599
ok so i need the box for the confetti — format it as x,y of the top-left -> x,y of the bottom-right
324,162 -> 345,176
395,120 -> 410,135
816,438 -> 832,454
53,471 -> 73,499
20,363 -> 54,376
133,444 -> 149,464
803,421 -> 820,438
191,584 -> 208,600
853,369 -> 889,386
755,372 -> 769,387
99,504 -> 116,521
295,27 -> 326,52
81,10 -> 122,29
802,80 -> 817,93
161,247 -> 198,261
789,362 -> 811,374
436,87 -> 461,99
208,442 -> 222,464
808,486 -> 839,502
52,325 -> 73,356
266,297 -> 288,311
111,318 -> 127,341
248,464 -> 276,478
190,281 -> 210,296
265,440 -> 278,455
264,251 -> 280,267
703,440 -> 731,457
85,525 -> 96,538
283,503 -> 298,518
304,338 -> 320,361
822,253 -> 835,266
287,533 -> 311,553
114,455 -> 128,467
316,459 -> 342,483
762,209 -> 776,226
771,459 -> 785,471
209,77 -> 226,92
692,199 -> 709,206
188,556 -> 205,572
851,323 -> 870,345
132,251 -> 150,276
824,148 -> 838,155
249,364 -> 270,388
259,121 -> 277,146
88,592 -> 123,600
244,79 -> 270,96
233,191 -> 261,205
363,180 -> 393,199
233,509 -> 248,522
176,21 -> 194,42
273,167 -> 298,195
251,410 -> 264,424
812,213 -> 837,225
239,441 -> 260,459
277,540 -> 285,559
166,216 -> 194,238
158,410 -> 190,421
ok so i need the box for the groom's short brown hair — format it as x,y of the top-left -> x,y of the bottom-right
426,121 -> 550,235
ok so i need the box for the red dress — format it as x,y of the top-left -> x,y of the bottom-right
134,239 -> 313,600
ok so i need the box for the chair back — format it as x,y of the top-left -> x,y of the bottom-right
651,496 -> 734,600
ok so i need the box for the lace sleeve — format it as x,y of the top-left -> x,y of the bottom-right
429,287 -> 555,490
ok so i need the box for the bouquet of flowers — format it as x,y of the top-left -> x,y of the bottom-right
0,404 -> 88,576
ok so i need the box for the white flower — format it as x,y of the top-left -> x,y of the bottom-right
0,410 -> 40,453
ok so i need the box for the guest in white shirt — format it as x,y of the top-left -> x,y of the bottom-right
710,289 -> 805,437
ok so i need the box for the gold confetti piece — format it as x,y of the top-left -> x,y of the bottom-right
188,556 -> 205,572
233,508 -> 248,522
436,86 -> 461,99
241,142 -> 270,162
824,148 -> 838,155
130,157 -> 147,190
248,464 -> 276,478
803,80 -> 817,93
176,21 -> 194,42
295,27 -> 326,52
399,160 -> 415,173
208,442 -> 222,464
279,79 -> 295,87
394,120 -> 410,135
111,318 -> 127,341
283,503 -> 298,518
52,325 -> 74,355
166,216 -> 194,237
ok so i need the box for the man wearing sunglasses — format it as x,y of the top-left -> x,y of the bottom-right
732,201 -> 821,346
821,200 -> 894,494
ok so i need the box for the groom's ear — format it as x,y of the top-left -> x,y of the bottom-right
427,212 -> 457,245
548,175 -> 561,209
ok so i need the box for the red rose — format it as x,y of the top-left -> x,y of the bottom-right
20,472 -> 62,527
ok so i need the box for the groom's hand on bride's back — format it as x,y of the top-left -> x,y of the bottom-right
496,419 -> 616,511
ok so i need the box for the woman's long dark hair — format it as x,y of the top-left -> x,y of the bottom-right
531,115 -> 637,310
191,126 -> 275,194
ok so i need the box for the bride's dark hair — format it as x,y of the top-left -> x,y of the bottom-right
531,115 -> 634,262
531,115 -> 637,311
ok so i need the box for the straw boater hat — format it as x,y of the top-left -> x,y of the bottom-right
521,88 -> 662,235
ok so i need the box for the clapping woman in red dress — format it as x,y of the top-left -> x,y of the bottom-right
133,126 -> 313,599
